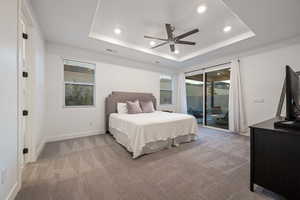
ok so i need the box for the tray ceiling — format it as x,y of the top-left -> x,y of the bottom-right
89,0 -> 255,62
31,0 -> 300,68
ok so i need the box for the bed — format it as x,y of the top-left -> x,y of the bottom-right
105,91 -> 198,158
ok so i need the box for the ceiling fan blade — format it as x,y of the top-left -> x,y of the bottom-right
165,24 -> 173,40
175,29 -> 199,40
170,44 -> 175,52
151,41 -> 169,49
175,40 -> 196,45
144,36 -> 168,41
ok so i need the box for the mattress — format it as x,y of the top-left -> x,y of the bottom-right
109,111 -> 198,158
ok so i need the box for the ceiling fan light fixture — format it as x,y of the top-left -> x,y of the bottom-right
174,49 -> 179,54
114,28 -> 122,35
223,26 -> 232,33
197,5 -> 207,14
144,23 -> 198,53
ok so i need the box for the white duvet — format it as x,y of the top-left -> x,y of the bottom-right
109,111 -> 198,158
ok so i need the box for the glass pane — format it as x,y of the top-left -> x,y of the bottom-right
186,74 -> 204,124
205,68 -> 230,129
160,90 -> 172,104
160,76 -> 172,90
64,60 -> 95,83
65,84 -> 94,106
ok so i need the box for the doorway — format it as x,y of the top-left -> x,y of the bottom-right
205,68 -> 230,129
186,67 -> 231,130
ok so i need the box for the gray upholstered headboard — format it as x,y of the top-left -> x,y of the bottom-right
105,91 -> 157,131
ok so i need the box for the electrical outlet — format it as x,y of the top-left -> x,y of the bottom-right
1,168 -> 7,184
254,98 -> 264,103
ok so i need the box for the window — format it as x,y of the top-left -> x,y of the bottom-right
63,59 -> 96,107
160,75 -> 173,105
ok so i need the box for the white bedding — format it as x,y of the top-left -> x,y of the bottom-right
109,111 -> 198,158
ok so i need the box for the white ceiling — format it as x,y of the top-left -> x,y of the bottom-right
31,0 -> 300,68
89,0 -> 254,62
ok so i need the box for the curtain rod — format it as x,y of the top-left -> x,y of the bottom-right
184,61 -> 232,74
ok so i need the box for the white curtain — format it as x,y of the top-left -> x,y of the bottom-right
177,73 -> 187,113
229,59 -> 248,134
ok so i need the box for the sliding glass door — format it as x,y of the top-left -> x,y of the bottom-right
186,67 -> 230,130
205,68 -> 230,129
186,74 -> 204,125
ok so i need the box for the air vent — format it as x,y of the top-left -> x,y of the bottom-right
105,48 -> 117,53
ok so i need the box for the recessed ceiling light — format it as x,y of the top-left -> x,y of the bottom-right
114,28 -> 121,35
223,26 -> 232,33
174,50 -> 179,54
150,41 -> 156,46
197,5 -> 207,14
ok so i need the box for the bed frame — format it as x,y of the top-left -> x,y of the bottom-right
105,91 -> 157,132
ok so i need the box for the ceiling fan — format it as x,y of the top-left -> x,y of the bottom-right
144,24 -> 199,53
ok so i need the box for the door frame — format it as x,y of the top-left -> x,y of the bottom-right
17,0 -> 34,187
185,64 -> 231,131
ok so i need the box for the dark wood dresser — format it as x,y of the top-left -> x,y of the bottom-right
250,118 -> 300,199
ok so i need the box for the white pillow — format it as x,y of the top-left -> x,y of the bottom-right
117,103 -> 128,114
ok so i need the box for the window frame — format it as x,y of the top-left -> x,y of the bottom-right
62,58 -> 96,108
159,75 -> 174,105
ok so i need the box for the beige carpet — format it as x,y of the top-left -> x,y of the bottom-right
16,127 -> 285,200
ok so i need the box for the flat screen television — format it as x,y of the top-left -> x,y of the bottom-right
275,65 -> 300,129
285,65 -> 300,121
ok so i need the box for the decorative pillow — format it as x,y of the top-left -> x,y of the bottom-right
140,101 -> 155,113
126,100 -> 142,114
117,103 -> 128,114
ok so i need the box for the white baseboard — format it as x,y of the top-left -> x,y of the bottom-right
240,131 -> 250,136
46,130 -> 105,143
34,137 -> 46,161
239,129 -> 250,136
6,182 -> 20,200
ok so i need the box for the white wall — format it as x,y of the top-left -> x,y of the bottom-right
0,0 -> 19,199
44,43 -> 178,141
183,40 -> 300,131
240,43 -> 300,126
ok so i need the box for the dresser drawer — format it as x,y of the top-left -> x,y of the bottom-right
251,128 -> 300,199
